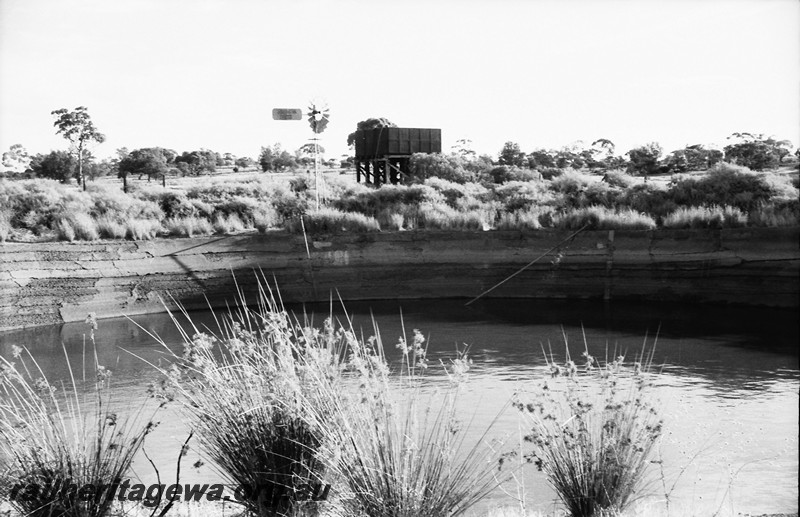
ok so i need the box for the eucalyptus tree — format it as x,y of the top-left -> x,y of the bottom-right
51,106 -> 105,190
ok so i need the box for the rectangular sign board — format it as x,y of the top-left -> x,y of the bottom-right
272,108 -> 303,121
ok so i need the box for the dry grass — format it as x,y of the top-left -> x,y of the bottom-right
553,206 -> 656,231
164,216 -> 214,237
662,205 -> 747,229
285,207 -> 380,234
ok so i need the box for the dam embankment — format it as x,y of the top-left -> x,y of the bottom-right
1,227 -> 798,331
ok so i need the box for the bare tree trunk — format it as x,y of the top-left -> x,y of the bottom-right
78,142 -> 85,191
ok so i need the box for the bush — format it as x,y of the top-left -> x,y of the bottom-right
333,185 -> 437,218
214,197 -> 259,226
668,162 -> 774,212
662,205 -> 747,229
554,206 -> 656,231
408,153 -> 475,184
619,183 -> 677,221
273,193 -> 309,221
253,206 -> 279,233
602,169 -> 636,188
486,166 -> 540,184
748,203 -> 800,227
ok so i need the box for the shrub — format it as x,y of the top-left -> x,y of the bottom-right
485,166 -> 540,184
662,205 -> 747,229
748,201 -> 800,227
214,197 -> 259,226
285,208 -> 380,234
273,193 -> 309,221
549,169 -> 593,196
423,177 -> 490,209
408,153 -> 475,184
253,206 -> 279,233
0,341 -> 156,517
602,169 -> 636,188
133,186 -> 195,219
619,183 -> 677,221
333,185 -> 437,218
492,181 -> 557,212
164,216 -> 214,237
554,206 -> 656,231
539,167 -> 563,180
668,163 -> 774,212
512,345 -> 662,517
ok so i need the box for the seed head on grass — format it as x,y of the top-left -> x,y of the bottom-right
140,282 -> 350,517
297,316 -> 510,517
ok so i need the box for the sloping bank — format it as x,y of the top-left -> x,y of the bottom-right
1,227 -> 798,331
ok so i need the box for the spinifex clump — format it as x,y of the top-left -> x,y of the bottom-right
0,337 -> 156,517
512,335 -> 663,517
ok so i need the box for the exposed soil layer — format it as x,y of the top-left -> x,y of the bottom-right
1,227 -> 798,331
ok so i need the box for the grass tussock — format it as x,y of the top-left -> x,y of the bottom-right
212,213 -> 246,234
662,205 -> 747,229
285,208 -> 380,234
511,338 -> 663,517
94,215 -> 127,240
0,209 -> 11,242
0,331 -> 157,517
554,206 -> 656,231
164,216 -> 214,237
56,213 -> 100,242
142,279 -> 510,517
125,219 -> 162,240
495,208 -> 543,230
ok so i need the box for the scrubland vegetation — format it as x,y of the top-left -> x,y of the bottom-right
1,284 -> 668,517
0,160 -> 797,242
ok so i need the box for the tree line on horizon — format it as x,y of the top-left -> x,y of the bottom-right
1,109 -> 797,190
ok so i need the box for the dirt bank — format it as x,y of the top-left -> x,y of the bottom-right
1,227 -> 798,331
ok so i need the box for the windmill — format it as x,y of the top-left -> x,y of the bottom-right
307,100 -> 329,209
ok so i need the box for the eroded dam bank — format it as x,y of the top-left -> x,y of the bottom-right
1,227 -> 798,331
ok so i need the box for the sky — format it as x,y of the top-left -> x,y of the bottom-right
1,0 -> 798,162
